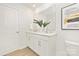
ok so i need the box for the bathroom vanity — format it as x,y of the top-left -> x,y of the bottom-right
26,31 -> 57,56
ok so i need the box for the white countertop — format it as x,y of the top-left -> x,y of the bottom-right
26,31 -> 57,37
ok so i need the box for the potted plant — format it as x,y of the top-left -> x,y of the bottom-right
33,19 -> 50,32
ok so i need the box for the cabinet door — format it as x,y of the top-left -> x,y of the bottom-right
28,34 -> 42,55
28,34 -> 34,50
33,35 -> 40,54
40,39 -> 48,56
30,34 -> 41,55
36,35 -> 48,56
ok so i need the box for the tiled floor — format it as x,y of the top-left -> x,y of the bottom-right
4,47 -> 38,56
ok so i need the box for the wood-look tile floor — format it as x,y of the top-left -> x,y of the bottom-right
4,47 -> 38,56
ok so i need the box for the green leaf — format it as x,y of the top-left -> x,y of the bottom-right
43,21 -> 50,28
33,19 -> 43,27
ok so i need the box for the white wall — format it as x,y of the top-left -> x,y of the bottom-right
55,3 -> 79,56
0,4 -> 33,55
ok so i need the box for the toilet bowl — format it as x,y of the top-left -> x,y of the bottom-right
65,40 -> 79,56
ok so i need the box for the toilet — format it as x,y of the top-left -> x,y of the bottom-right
65,40 -> 79,56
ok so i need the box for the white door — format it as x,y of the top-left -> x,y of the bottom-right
0,5 -> 20,54
4,6 -> 19,47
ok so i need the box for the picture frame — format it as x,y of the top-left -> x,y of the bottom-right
61,3 -> 79,30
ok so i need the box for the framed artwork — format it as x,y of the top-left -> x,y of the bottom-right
61,3 -> 79,30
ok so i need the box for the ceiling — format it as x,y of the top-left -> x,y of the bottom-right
23,3 -> 47,9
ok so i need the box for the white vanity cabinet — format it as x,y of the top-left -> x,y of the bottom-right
27,31 -> 56,56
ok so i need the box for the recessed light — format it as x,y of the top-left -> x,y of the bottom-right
33,4 -> 36,8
